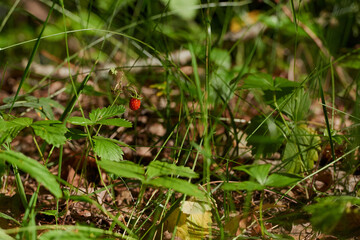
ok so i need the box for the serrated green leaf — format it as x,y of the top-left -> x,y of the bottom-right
97,118 -> 132,128
67,116 -> 94,126
146,177 -> 205,199
98,159 -> 145,181
222,181 -> 265,191
0,117 -> 33,145
281,88 -> 311,121
282,124 -> 321,174
242,73 -> 275,90
146,160 -> 199,179
93,136 -> 124,162
304,196 -> 360,235
89,105 -> 126,122
0,150 -> 62,198
31,120 -> 67,147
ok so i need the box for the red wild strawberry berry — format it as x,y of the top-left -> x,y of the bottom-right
129,97 -> 141,111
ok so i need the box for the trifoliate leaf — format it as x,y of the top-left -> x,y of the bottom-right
98,159 -> 145,181
93,136 -> 124,162
89,105 -> 125,122
97,118 -> 132,128
146,177 -> 205,199
31,120 -> 67,147
67,116 -> 94,126
0,150 -> 62,198
146,160 -> 199,179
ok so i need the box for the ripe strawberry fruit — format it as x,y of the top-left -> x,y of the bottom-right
129,97 -> 141,111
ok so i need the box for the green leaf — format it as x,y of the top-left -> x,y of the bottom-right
89,105 -> 126,122
65,128 -> 87,140
31,120 -> 67,147
93,136 -> 124,162
281,88 -> 311,121
242,73 -> 276,91
146,160 -> 199,179
0,150 -> 62,198
265,173 -> 302,187
98,159 -> 145,181
162,0 -> 200,21
282,124 -> 321,174
234,164 -> 271,186
38,229 -> 102,240
67,116 -> 94,126
146,177 -> 205,199
0,212 -> 20,225
304,196 -> 360,235
0,228 -> 14,240
222,181 -> 265,191
97,118 -> 132,128
0,117 -> 33,145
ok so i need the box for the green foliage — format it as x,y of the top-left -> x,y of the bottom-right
222,164 -> 301,191
31,120 -> 67,147
98,159 -> 145,181
93,136 -> 124,162
146,160 -> 199,179
282,124 -> 321,174
89,105 -> 126,123
0,117 -> 33,145
0,150 -> 62,198
304,196 -> 360,235
99,159 -> 204,199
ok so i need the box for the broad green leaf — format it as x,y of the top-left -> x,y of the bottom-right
31,120 -> 67,147
234,164 -> 271,186
0,228 -> 14,240
281,88 -> 311,121
97,118 -> 132,128
0,150 -> 62,198
146,160 -> 199,179
265,173 -> 302,187
67,116 -> 94,126
282,124 -> 321,174
93,136 -> 124,162
0,117 -> 33,145
98,159 -> 145,181
242,73 -> 276,91
162,0 -> 200,21
222,181 -> 265,191
89,105 -> 125,122
211,48 -> 231,70
147,177 -> 205,199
